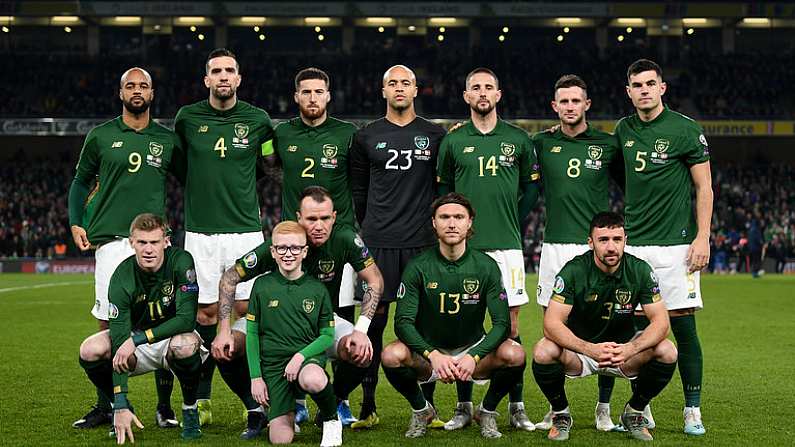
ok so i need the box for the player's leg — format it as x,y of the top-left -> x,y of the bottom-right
381,340 -> 436,437
299,362 -> 342,446
330,309 -> 363,426
78,330 -> 115,413
531,337 -> 584,441
165,332 -> 204,440
473,338 -> 527,438
265,370 -> 297,444
268,414 -> 296,445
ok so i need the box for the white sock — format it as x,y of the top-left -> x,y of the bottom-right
183,403 -> 198,410
553,406 -> 570,415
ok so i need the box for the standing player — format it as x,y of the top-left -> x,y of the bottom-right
616,59 -> 712,436
435,67 -> 539,431
532,212 -> 678,441
246,221 -> 342,446
349,65 -> 447,428
173,48 -> 274,435
69,67 -> 181,429
77,213 -> 205,443
211,187 -> 384,427
382,193 -> 525,439
531,75 -> 623,431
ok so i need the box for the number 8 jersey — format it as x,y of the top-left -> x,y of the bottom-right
174,100 -> 273,233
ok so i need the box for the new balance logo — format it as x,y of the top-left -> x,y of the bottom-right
463,146 -> 475,153
625,140 -> 635,148
111,141 -> 123,148
550,146 -> 561,153
376,142 -> 387,150
198,125 -> 208,133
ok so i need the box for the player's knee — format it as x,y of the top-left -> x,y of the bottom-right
498,341 -> 526,367
299,365 -> 328,394
655,339 -> 678,364
79,331 -> 111,361
197,304 -> 218,325
230,331 -> 246,359
532,338 -> 561,364
168,333 -> 201,359
268,417 -> 294,444
380,341 -> 408,368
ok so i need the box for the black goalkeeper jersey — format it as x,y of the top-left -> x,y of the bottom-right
350,117 -> 446,248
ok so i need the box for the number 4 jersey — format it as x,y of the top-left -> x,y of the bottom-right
174,100 -> 273,234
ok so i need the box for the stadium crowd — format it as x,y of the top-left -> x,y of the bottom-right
2,42 -> 793,119
2,150 -> 792,273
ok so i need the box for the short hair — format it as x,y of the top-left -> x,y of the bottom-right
382,65 -> 416,85
272,221 -> 307,240
119,67 -> 152,88
554,74 -> 587,97
206,48 -> 238,72
465,67 -> 499,90
129,213 -> 168,237
295,67 -> 330,91
627,58 -> 663,82
432,192 -> 476,219
299,185 -> 333,205
589,212 -> 625,235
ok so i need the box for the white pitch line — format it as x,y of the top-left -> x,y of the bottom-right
0,280 -> 92,294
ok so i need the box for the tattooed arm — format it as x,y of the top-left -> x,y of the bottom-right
356,263 -> 384,325
211,266 -> 244,361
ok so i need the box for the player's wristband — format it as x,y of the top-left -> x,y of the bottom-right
113,393 -> 130,411
131,331 -> 148,346
354,316 -> 371,333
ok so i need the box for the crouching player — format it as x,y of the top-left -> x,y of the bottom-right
78,213 -> 206,444
381,193 -> 526,439
246,221 -> 343,446
531,212 -> 677,441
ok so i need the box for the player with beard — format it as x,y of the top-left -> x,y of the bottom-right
349,65 -> 446,428
173,48 -> 274,438
69,67 -> 183,430
435,68 -> 539,432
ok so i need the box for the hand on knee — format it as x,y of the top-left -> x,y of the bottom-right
168,333 -> 201,360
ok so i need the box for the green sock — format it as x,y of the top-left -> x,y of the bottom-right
532,361 -> 568,412
456,380 -> 474,403
628,360 -> 677,410
310,382 -> 338,422
216,354 -> 260,410
383,366 -> 426,410
80,357 -> 114,407
96,387 -> 112,412
483,364 -> 525,411
598,375 -> 615,403
333,361 -> 367,401
196,323 -> 216,400
420,381 -> 436,407
671,315 -> 703,407
508,335 -> 524,402
155,369 -> 174,407
170,351 -> 202,406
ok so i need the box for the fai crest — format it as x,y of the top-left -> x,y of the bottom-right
500,142 -> 516,157
588,145 -> 603,160
322,144 -> 338,159
234,123 -> 250,139
414,135 -> 430,150
462,278 -> 480,294
161,282 -> 174,296
615,289 -> 632,305
318,259 -> 335,274
302,299 -> 315,313
654,138 -> 670,154
149,142 -> 164,157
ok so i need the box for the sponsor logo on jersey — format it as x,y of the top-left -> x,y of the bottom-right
108,303 -> 119,319
426,282 -> 438,289
180,283 -> 199,293
198,125 -> 208,133
550,146 -> 561,153
699,134 -> 708,147
353,235 -> 364,248
396,282 -> 406,299
376,142 -> 387,150
553,276 -> 565,294
243,252 -> 258,268
536,285 -> 542,298
586,292 -> 598,302
135,294 -> 147,303
268,299 -> 279,308
112,141 -> 124,148
186,268 -> 197,284
414,135 -> 430,150
302,299 -> 315,313
624,140 -> 635,148
288,145 -> 298,152
463,146 -> 475,153
462,278 -> 480,294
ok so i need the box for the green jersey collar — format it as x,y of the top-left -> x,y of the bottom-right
205,99 -> 240,117
115,116 -> 157,134
555,123 -> 595,140
465,118 -> 505,137
435,245 -> 471,266
275,269 -> 308,285
636,105 -> 670,127
587,250 -> 626,281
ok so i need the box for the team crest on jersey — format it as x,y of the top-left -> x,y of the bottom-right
500,142 -> 516,157
234,123 -> 250,139
161,282 -> 174,296
462,278 -> 480,294
615,289 -> 632,305
654,139 -> 670,154
396,282 -> 407,299
108,303 -> 119,319
318,260 -> 335,274
321,144 -> 339,168
588,145 -> 603,160
553,276 -> 565,294
302,299 -> 315,313
243,252 -> 258,268
147,142 -> 164,167
414,135 -> 430,150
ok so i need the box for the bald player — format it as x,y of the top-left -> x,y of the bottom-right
69,67 -> 184,429
349,65 -> 446,428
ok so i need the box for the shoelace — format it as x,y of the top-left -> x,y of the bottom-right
553,415 -> 572,432
626,413 -> 646,430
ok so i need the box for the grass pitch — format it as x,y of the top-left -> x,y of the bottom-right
0,273 -> 793,446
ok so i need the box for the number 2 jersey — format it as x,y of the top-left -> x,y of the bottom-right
349,117 -> 446,248
174,100 -> 274,234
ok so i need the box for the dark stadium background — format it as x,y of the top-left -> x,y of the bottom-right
1,0 -> 794,276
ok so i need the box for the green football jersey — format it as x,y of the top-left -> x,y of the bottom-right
108,246 -> 199,394
615,107 -> 710,245
394,247 -> 510,361
533,126 -> 620,243
73,117 -> 178,245
246,271 -> 334,366
174,100 -> 274,233
437,119 -> 540,250
551,251 -> 661,343
235,225 -> 374,310
265,117 -> 357,227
